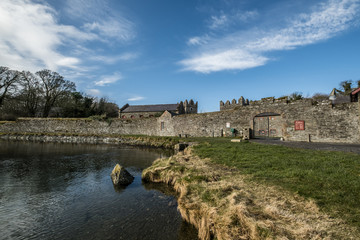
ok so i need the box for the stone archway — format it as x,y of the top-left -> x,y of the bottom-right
253,112 -> 282,138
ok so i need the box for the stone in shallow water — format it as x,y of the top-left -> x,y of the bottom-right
110,164 -> 134,185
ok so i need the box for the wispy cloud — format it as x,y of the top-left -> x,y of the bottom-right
208,10 -> 258,30
127,96 -> 145,101
83,18 -> 135,42
187,35 -> 210,46
86,88 -> 102,96
181,50 -> 268,73
181,0 -> 360,73
209,14 -> 228,29
65,0 -> 136,42
65,0 -> 106,19
0,0 -> 97,71
90,53 -> 139,64
0,0 -> 136,76
95,72 -> 122,86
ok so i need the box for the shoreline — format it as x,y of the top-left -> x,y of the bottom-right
3,132 -> 359,239
0,132 -> 180,149
142,147 -> 359,240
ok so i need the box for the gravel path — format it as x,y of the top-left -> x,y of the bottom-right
251,139 -> 360,154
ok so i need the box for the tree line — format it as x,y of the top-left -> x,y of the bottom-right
288,80 -> 360,101
0,67 -> 118,120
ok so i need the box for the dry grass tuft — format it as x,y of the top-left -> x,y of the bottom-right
142,147 -> 360,240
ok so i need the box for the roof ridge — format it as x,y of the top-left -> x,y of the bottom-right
121,103 -> 179,113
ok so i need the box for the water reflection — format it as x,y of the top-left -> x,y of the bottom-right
0,141 -> 197,240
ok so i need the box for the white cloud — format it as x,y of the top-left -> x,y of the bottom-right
208,10 -> 258,30
0,0 -> 96,72
84,18 -> 135,42
127,96 -> 145,101
95,72 -> 122,86
246,0 -> 359,52
56,57 -> 81,68
65,0 -> 106,20
209,14 -> 228,29
90,53 -> 138,64
0,0 -> 136,76
86,88 -> 102,96
236,10 -> 258,23
181,0 -> 360,73
180,50 -> 268,73
187,36 -> 210,46
66,0 -> 136,42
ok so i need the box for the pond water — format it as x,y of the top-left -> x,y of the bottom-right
0,141 -> 198,240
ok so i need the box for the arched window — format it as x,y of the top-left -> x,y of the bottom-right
122,115 -> 126,119
131,115 -> 135,119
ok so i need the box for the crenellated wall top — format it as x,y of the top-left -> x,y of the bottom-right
220,96 -> 332,111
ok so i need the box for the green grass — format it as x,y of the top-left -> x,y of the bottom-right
192,140 -> 360,229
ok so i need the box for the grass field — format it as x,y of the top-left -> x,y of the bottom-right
191,139 -> 360,229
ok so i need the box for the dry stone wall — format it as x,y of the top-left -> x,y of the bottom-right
0,118 -> 158,136
0,99 -> 359,144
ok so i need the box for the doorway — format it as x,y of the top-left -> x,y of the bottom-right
253,112 -> 282,138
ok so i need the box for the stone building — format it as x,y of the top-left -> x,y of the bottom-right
119,99 -> 198,119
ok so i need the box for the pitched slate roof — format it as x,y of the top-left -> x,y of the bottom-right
351,87 -> 360,95
121,104 -> 179,113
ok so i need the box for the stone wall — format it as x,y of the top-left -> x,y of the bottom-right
158,99 -> 360,143
0,118 -> 158,136
0,99 -> 359,144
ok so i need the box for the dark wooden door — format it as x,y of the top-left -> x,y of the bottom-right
253,113 -> 282,138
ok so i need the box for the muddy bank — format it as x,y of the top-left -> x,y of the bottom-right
0,133 -> 179,149
142,147 -> 359,240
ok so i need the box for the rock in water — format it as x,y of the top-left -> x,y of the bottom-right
110,164 -> 134,185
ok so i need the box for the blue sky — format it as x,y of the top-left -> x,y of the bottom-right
1,0 -> 360,112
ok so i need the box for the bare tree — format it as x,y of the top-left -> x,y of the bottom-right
289,92 -> 303,101
36,69 -> 76,117
312,93 -> 329,101
19,71 -> 42,117
0,66 -> 21,107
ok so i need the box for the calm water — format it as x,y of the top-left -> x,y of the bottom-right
0,141 -> 197,240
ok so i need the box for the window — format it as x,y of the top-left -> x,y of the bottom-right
270,129 -> 277,135
259,130 -> 266,135
122,115 -> 126,119
131,115 -> 135,119
161,122 -> 165,130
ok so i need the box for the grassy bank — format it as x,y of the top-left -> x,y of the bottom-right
192,140 -> 360,229
143,138 -> 360,239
